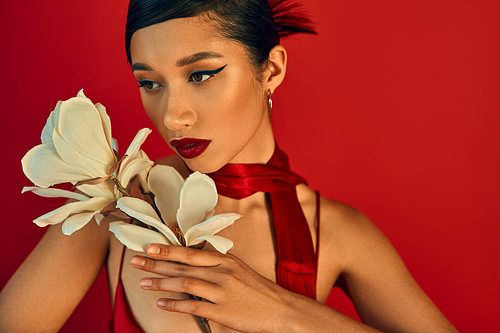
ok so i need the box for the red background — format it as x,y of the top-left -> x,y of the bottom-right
1,1 -> 499,331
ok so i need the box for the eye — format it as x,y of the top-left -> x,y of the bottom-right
189,72 -> 211,82
138,80 -> 161,92
188,65 -> 227,84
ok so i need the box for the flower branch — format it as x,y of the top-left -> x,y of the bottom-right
22,90 -> 241,332
109,174 -> 130,197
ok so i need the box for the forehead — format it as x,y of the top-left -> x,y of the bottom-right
130,16 -> 244,66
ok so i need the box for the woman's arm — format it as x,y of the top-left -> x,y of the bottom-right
0,218 -> 110,332
319,199 -> 458,332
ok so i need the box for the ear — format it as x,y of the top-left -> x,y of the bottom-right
263,45 -> 287,93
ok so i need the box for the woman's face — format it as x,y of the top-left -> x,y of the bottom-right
130,16 -> 275,173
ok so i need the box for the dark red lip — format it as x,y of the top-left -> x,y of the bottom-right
170,138 -> 211,159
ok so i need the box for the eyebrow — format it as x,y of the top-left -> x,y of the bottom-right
132,52 -> 223,72
176,52 -> 224,67
132,63 -> 152,72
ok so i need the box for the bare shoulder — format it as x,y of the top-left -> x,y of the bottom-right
289,184 -> 390,270
314,194 -> 383,279
319,194 -> 368,228
317,195 -> 458,332
319,195 -> 383,253
297,184 -> 371,231
317,195 -> 403,277
295,184 -> 374,244
295,185 -> 380,263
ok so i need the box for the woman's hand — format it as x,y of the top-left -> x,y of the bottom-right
130,243 -> 294,332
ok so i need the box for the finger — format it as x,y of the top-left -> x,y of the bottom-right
157,297 -> 217,320
146,244 -> 224,266
140,276 -> 220,302
131,255 -> 214,278
131,255 -> 241,291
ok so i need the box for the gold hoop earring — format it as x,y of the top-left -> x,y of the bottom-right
268,89 -> 273,115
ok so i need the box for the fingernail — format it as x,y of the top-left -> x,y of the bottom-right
148,244 -> 160,255
130,257 -> 145,267
157,299 -> 167,308
140,279 -> 152,288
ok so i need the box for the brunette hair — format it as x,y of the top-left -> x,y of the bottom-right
125,0 -> 316,76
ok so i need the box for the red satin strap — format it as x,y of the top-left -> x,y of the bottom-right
205,144 -> 317,299
109,246 -> 144,333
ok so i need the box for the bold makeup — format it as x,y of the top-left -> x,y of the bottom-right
189,64 -> 227,82
170,138 -> 211,159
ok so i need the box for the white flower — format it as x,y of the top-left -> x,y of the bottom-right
21,90 -> 154,235
110,165 -> 240,254
22,89 -> 117,188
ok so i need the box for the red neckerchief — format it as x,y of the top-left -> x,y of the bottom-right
196,143 -> 317,299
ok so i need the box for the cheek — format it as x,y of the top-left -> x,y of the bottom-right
197,73 -> 261,137
141,94 -> 164,130
140,94 -> 177,148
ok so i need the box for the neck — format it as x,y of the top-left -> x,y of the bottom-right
215,190 -> 267,214
228,114 -> 276,165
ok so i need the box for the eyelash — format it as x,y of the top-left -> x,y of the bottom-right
188,64 -> 227,84
137,64 -> 227,93
137,80 -> 161,93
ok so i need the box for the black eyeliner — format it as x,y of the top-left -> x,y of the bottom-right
192,64 -> 227,76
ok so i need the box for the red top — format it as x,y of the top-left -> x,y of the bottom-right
108,246 -> 142,333
109,144 -> 320,332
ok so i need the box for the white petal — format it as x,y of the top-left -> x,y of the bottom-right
189,235 -> 234,254
138,150 -> 150,160
34,196 -> 113,227
77,178 -> 115,199
116,196 -> 159,221
22,186 -> 89,201
52,126 -> 113,179
184,213 -> 241,246
116,197 -> 181,246
125,128 -> 152,161
177,172 -> 218,234
118,158 -> 153,191
21,142 -> 94,187
118,128 -> 152,181
62,211 -> 101,235
94,102 -> 113,150
41,101 -> 62,144
111,138 -> 119,152
95,213 -> 105,224
77,89 -> 86,98
148,165 -> 184,226
136,152 -> 151,193
109,222 -> 172,252
54,96 -> 116,177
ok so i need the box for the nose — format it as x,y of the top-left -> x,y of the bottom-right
163,90 -> 196,131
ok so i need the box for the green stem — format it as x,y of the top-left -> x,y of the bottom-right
109,174 -> 130,197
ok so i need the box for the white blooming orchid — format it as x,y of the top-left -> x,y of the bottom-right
21,90 -> 154,235
110,165 -> 241,254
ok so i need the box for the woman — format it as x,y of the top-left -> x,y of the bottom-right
0,0 -> 458,332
